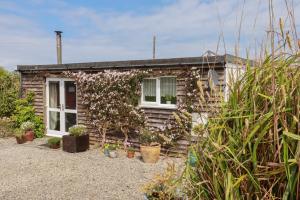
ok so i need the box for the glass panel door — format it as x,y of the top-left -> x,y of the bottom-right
48,81 -> 61,133
46,79 -> 77,137
64,81 -> 77,132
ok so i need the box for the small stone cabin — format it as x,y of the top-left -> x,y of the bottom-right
17,54 -> 246,153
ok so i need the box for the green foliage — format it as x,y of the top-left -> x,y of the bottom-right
0,117 -> 14,138
68,125 -> 86,136
14,128 -> 24,139
47,137 -> 61,145
11,92 -> 44,138
0,67 -> 19,117
150,53 -> 300,199
139,128 -> 163,145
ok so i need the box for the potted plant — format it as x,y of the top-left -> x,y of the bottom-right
165,95 -> 173,104
14,129 -> 26,144
62,125 -> 89,153
20,121 -> 35,141
139,128 -> 161,163
103,143 -> 110,157
48,137 -> 61,149
108,144 -> 119,158
127,146 -> 135,158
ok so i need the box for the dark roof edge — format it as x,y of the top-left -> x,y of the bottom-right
17,54 -> 249,71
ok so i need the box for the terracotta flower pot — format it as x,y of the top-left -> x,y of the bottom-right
127,151 -> 135,158
140,144 -> 161,163
24,130 -> 34,141
16,136 -> 26,144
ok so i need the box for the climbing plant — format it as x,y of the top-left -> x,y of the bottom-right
66,70 -> 147,147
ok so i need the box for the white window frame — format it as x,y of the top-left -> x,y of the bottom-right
140,76 -> 177,109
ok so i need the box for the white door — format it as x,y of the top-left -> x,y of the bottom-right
46,78 -> 77,137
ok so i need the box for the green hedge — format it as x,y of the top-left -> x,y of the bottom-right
0,67 -> 19,117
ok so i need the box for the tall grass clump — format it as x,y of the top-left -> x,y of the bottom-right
144,52 -> 300,199
144,20 -> 300,200
182,52 -> 300,199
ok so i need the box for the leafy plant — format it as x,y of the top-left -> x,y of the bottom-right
164,95 -> 173,101
20,121 -> 34,132
11,92 -> 44,138
127,146 -> 135,152
47,137 -> 61,145
108,143 -> 119,151
0,117 -> 14,138
68,125 -> 87,136
14,128 -> 24,139
0,67 -> 19,118
139,128 -> 162,146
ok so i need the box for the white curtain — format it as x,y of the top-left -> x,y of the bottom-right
160,77 -> 176,97
143,79 -> 156,101
49,111 -> 60,131
49,82 -> 59,108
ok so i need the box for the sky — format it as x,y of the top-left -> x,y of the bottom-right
0,0 -> 299,71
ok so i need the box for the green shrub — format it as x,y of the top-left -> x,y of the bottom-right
69,125 -> 86,136
11,92 -> 44,138
0,117 -> 14,138
47,137 -> 61,145
0,67 -> 19,117
14,128 -> 24,139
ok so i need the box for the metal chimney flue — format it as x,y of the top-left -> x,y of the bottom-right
55,31 -> 63,64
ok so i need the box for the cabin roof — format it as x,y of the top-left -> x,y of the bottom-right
17,54 -> 248,72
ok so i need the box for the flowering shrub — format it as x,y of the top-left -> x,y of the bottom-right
20,121 -> 35,132
69,125 -> 87,136
66,70 -> 147,147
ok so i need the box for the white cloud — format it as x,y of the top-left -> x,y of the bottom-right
0,0 -> 299,71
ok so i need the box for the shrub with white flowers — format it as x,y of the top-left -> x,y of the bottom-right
66,70 -> 147,147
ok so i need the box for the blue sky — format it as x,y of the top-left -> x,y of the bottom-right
0,0 -> 299,70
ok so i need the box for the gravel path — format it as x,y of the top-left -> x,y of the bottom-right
0,138 -> 184,200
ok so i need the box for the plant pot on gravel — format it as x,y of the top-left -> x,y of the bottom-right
14,129 -> 26,144
48,137 -> 61,149
139,128 -> 162,163
127,146 -> 135,158
63,125 -> 89,153
20,121 -> 35,141
108,144 -> 119,158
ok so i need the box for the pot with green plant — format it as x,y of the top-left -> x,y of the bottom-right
14,129 -> 26,144
139,128 -> 161,163
103,143 -> 110,157
20,121 -> 35,141
62,125 -> 89,153
127,146 -> 135,158
165,95 -> 173,104
48,137 -> 61,149
108,143 -> 119,158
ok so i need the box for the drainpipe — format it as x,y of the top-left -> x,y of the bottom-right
55,31 -> 63,64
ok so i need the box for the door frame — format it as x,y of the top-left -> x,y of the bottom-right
46,78 -> 77,137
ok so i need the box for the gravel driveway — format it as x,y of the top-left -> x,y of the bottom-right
0,138 -> 183,200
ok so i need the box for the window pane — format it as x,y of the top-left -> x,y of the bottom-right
65,113 -> 77,132
143,79 -> 156,102
160,77 -> 176,104
49,81 -> 60,108
49,111 -> 60,131
65,81 -> 76,110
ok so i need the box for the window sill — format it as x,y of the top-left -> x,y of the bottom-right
139,104 -> 177,110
